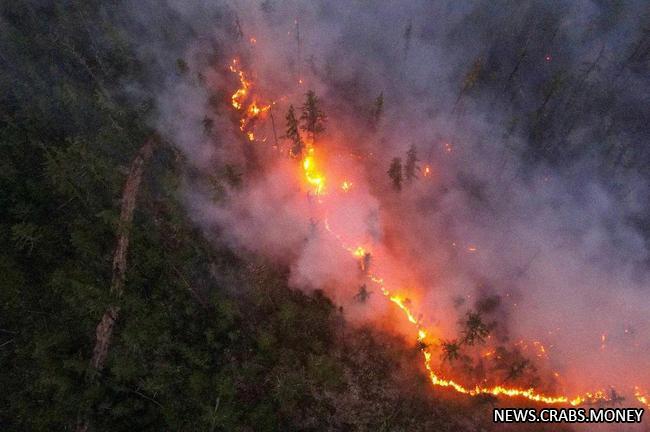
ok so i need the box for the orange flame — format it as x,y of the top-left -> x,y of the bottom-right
229,59 -> 271,141
225,58 -> 648,411
362,268 -> 612,407
228,59 -> 249,110
635,387 -> 650,408
302,147 -> 325,195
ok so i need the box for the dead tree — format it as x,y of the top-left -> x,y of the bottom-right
76,137 -> 156,432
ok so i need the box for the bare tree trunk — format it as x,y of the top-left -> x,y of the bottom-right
76,137 -> 156,431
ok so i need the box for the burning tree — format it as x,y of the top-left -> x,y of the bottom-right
300,90 -> 326,143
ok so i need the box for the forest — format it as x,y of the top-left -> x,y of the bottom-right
2,1 -> 650,431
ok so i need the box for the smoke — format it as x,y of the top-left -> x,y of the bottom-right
128,0 -> 650,401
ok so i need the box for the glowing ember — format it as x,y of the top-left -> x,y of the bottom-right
532,340 -> 548,358
423,165 -> 432,177
482,349 -> 495,358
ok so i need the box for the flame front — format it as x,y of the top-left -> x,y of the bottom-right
225,58 -> 649,412
361,263 -> 610,407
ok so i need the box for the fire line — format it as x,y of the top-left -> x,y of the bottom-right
225,58 -> 650,411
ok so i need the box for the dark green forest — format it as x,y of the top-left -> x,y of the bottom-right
2,1 -> 649,431
0,3 -> 479,430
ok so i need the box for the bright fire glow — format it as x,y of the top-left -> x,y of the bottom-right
228,59 -> 249,110
302,147 -> 325,195
226,57 -> 648,411
635,387 -> 650,408
229,59 -> 271,141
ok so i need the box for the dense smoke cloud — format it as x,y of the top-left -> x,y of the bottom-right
131,0 -> 650,400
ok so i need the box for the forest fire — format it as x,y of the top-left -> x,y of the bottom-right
229,58 -> 270,140
9,2 -> 650,430
356,257 -> 613,407
302,147 -> 325,195
225,59 -> 649,412
228,59 -> 249,110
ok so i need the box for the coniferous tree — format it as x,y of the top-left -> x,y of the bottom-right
285,105 -> 303,157
405,145 -> 419,183
388,157 -> 403,191
300,90 -> 326,143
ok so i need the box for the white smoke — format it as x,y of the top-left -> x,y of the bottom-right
134,0 -> 650,403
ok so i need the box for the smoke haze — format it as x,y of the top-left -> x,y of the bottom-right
127,0 -> 650,400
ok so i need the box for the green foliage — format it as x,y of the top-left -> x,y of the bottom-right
1,2 -> 585,431
300,90 -> 326,142
285,104 -> 303,157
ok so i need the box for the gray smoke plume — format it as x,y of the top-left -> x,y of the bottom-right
128,0 -> 650,401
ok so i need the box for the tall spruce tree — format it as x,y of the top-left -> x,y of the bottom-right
285,105 -> 303,157
300,90 -> 326,143
405,145 -> 419,183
